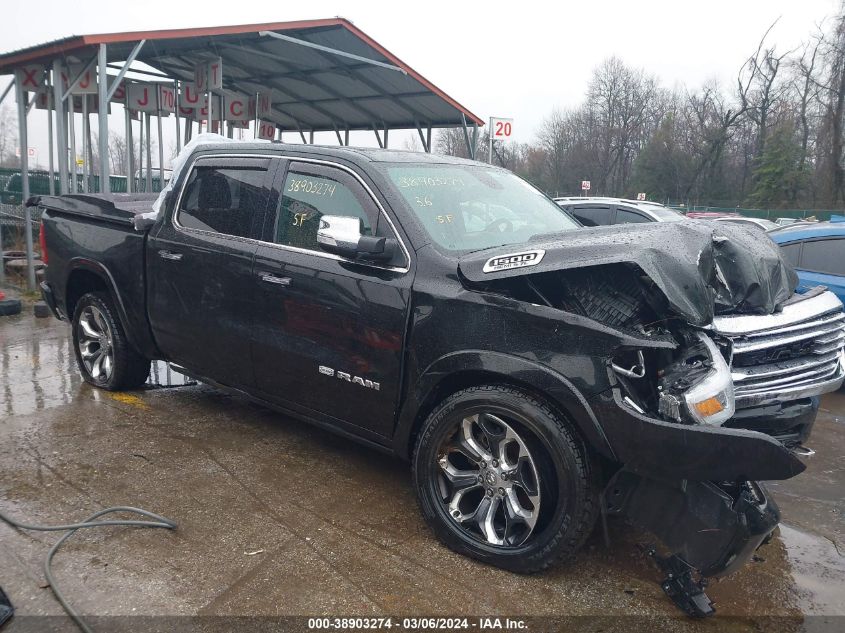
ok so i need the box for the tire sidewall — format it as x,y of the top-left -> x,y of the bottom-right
71,292 -> 126,390
413,387 -> 593,571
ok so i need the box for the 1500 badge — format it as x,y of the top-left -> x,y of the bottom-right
482,249 -> 545,273
319,366 -> 380,391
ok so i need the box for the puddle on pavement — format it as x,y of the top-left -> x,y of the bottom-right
780,523 -> 845,616
0,331 -> 195,417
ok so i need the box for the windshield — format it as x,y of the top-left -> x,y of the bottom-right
383,164 -> 579,251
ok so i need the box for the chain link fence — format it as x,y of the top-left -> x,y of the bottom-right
0,202 -> 41,291
1,167 -> 165,292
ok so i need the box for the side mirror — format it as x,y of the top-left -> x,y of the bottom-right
317,215 -> 396,263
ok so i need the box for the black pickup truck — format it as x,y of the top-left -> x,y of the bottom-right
33,143 -> 845,616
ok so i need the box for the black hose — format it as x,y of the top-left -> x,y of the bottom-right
0,505 -> 177,633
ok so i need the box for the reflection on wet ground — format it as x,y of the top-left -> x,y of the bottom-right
1,310 -> 843,629
0,314 -> 194,417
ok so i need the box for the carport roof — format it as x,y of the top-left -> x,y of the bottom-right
0,18 -> 484,132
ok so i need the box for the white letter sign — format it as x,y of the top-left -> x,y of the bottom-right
16,65 -> 44,91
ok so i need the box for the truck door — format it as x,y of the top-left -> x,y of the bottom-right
250,160 -> 413,439
147,155 -> 277,388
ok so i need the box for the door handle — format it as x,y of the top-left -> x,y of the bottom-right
158,250 -> 183,261
259,273 -> 291,286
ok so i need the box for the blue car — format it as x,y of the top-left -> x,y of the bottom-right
769,221 -> 845,304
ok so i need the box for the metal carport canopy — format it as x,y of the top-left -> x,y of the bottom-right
0,17 -> 484,133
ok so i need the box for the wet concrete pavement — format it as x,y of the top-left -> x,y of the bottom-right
1,311 -> 843,631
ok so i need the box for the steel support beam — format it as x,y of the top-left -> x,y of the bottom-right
97,44 -> 110,193
82,96 -> 90,193
155,89 -> 164,184
47,78 -> 55,195
175,80 -> 182,154
258,30 -> 407,74
461,113 -> 474,159
14,72 -> 36,290
62,54 -> 98,102
69,98 -> 77,192
0,79 -> 13,106
138,110 -> 144,189
52,61 -> 68,195
145,113 -> 152,192
107,39 -> 146,101
416,122 -> 429,153
126,96 -> 134,193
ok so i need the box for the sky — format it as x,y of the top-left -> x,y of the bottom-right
1,0 -> 841,169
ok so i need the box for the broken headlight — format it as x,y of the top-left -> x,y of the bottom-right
684,333 -> 735,425
658,332 -> 735,426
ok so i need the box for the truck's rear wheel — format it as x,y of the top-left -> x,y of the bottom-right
412,385 -> 599,573
72,292 -> 150,391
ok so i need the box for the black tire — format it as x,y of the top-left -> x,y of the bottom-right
71,292 -> 150,391
412,385 -> 600,573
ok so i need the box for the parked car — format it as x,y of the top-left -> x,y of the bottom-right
713,216 -> 779,231
683,211 -> 741,220
770,222 -> 845,304
773,217 -> 816,227
553,197 -> 686,226
33,144 -> 844,617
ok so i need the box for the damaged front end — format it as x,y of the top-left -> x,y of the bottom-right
458,221 -> 845,616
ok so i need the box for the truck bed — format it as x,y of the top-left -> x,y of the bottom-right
29,193 -> 158,226
36,193 -> 160,359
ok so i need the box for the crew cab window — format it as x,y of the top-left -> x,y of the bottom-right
178,163 -> 269,238
797,238 -> 845,275
615,208 -> 651,224
570,206 -> 613,227
272,163 -> 377,251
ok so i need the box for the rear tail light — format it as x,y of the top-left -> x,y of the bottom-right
39,221 -> 48,265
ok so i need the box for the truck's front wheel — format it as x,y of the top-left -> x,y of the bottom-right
413,385 -> 600,573
71,292 -> 150,391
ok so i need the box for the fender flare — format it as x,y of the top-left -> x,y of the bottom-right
392,350 -> 616,461
64,258 -> 150,357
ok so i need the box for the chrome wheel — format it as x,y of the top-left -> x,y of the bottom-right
436,413 -> 541,547
77,305 -> 114,382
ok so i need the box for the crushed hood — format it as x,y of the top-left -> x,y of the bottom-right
458,221 -> 798,326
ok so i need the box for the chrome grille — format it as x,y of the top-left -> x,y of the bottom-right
712,290 -> 845,407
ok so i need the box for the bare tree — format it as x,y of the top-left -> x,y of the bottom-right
434,126 -> 481,159
0,104 -> 18,168
792,31 -> 825,174
740,20 -> 793,160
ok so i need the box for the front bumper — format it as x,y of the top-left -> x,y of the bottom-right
725,396 -> 819,447
591,388 -> 806,481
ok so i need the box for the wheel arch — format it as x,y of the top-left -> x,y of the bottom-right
393,351 -> 616,463
64,259 -> 144,356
